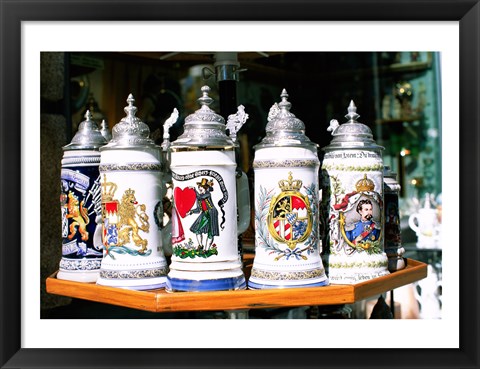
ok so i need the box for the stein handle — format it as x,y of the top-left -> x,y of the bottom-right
236,171 -> 251,235
408,213 -> 420,234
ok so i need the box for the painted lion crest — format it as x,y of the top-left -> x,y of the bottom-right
66,191 -> 89,241
117,188 -> 150,253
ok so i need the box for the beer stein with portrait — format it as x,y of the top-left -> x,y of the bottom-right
321,101 -> 390,284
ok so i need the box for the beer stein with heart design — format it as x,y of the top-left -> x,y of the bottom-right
167,86 -> 250,292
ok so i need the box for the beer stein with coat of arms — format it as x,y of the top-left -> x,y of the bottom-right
248,89 -> 329,289
58,111 -> 107,282
96,94 -> 169,290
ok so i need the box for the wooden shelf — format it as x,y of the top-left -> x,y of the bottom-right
46,257 -> 427,313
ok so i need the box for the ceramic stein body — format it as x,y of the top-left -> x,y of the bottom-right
321,101 -> 389,284
96,95 -> 168,290
248,90 -> 328,289
57,111 -> 106,282
166,86 -> 249,292
168,150 -> 248,291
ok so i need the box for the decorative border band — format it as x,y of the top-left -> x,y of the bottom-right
321,163 -> 384,172
328,270 -> 390,283
250,267 -> 325,281
99,266 -> 169,280
59,258 -> 102,271
99,163 -> 163,172
253,159 -> 318,169
62,156 -> 101,165
327,260 -> 389,269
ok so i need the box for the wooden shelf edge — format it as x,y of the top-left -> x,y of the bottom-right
154,284 -> 355,313
46,272 -> 160,312
46,259 -> 428,313
354,259 -> 428,301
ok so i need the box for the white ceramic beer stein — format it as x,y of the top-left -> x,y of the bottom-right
57,111 -> 107,282
167,86 -> 250,292
408,193 -> 439,249
248,89 -> 329,289
321,101 -> 389,284
96,94 -> 169,290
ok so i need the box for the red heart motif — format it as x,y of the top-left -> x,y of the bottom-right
174,187 -> 197,218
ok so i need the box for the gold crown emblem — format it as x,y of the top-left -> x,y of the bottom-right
101,174 -> 118,201
123,188 -> 135,197
278,172 -> 303,191
355,173 -> 375,192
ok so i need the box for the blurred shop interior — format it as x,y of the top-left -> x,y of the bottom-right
41,51 -> 442,319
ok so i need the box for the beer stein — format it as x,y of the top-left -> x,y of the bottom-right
321,101 -> 389,284
383,166 -> 405,271
408,193 -> 439,249
96,94 -> 169,290
248,89 -> 329,289
167,86 -> 250,292
57,111 -> 107,282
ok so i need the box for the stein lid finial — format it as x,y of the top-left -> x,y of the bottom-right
198,86 -> 214,108
63,109 -> 107,151
85,110 -> 93,121
278,89 -> 292,111
345,100 -> 360,123
124,93 -> 138,121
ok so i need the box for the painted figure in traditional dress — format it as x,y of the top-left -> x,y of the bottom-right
345,199 -> 380,245
186,178 -> 220,251
171,205 -> 185,245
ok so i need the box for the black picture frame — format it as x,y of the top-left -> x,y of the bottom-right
1,1 -> 478,368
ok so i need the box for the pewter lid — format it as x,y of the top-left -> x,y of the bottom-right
171,86 -> 233,148
323,100 -> 384,151
100,94 -> 157,151
63,110 -> 107,151
254,89 -> 317,151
